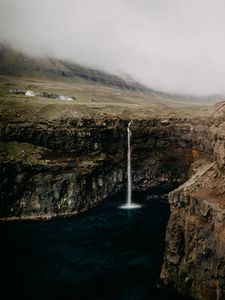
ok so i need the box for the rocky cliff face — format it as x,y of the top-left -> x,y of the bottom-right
0,116 -> 194,220
161,102 -> 225,300
0,117 -> 126,219
1,100 -> 225,300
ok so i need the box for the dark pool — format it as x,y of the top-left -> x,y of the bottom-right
0,192 -> 187,300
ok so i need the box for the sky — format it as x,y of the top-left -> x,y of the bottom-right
1,0 -> 225,96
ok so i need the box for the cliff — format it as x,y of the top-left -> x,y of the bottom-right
161,102 -> 225,300
1,85 -> 225,299
0,116 -> 193,220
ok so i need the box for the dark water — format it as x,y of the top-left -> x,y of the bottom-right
0,192 -> 187,300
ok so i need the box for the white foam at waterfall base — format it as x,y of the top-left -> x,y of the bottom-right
120,203 -> 142,209
120,121 -> 142,210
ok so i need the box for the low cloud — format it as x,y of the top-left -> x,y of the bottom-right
1,0 -> 225,96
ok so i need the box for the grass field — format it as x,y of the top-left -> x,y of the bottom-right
0,74 -> 207,122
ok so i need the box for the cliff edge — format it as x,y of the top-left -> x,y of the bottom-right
161,102 -> 225,300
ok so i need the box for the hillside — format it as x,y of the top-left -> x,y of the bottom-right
1,43 -> 225,300
1,44 -> 224,107
0,45 -> 152,92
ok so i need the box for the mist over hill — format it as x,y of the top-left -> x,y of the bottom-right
0,45 -> 152,93
0,45 -> 224,105
2,1 -> 225,96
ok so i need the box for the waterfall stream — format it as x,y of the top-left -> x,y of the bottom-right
120,122 -> 141,209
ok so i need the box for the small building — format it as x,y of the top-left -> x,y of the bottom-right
25,90 -> 35,97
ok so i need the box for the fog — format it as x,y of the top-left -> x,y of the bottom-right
1,0 -> 225,96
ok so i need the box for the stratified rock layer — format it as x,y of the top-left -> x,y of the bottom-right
0,116 -> 194,220
1,100 -> 225,300
161,102 -> 225,300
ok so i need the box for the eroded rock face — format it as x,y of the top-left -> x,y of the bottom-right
0,110 -> 216,223
1,102 -> 225,299
0,116 -> 194,220
161,163 -> 225,300
0,160 -> 125,220
161,103 -> 225,300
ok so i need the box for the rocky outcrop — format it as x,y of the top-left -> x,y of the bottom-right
161,102 -> 225,300
0,117 -> 194,220
0,151 -> 125,220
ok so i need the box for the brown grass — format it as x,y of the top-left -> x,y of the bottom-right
0,75 -> 206,122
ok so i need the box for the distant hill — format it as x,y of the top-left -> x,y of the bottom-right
0,45 -> 152,93
0,44 -> 224,104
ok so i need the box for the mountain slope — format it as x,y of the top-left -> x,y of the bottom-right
0,45 -> 151,93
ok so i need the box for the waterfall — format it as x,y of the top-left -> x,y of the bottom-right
127,121 -> 132,205
120,122 -> 141,209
